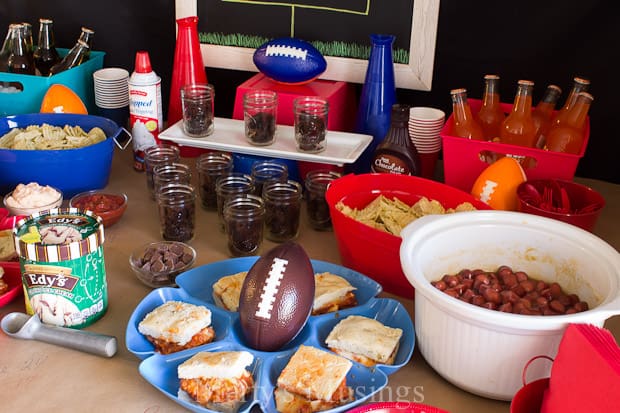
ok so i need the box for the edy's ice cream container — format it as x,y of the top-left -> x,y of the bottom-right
13,208 -> 108,329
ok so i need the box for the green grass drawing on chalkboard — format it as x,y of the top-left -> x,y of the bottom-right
199,32 -> 410,65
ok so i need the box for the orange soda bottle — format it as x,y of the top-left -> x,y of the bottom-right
549,77 -> 590,130
476,74 -> 505,141
450,88 -> 485,140
545,92 -> 593,154
532,84 -> 562,148
499,80 -> 537,147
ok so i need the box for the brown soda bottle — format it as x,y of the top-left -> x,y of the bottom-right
21,22 -> 33,53
550,77 -> 590,130
48,39 -> 90,75
532,84 -> 562,148
450,88 -> 485,140
33,18 -> 61,76
545,92 -> 593,154
0,24 -> 16,72
78,27 -> 95,60
476,74 -> 505,140
7,23 -> 35,75
499,80 -> 537,147
371,104 -> 421,176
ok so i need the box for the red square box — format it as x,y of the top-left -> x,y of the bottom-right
233,73 -> 356,131
440,99 -> 589,192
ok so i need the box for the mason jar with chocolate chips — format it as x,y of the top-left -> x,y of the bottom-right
262,180 -> 303,242
156,183 -> 196,242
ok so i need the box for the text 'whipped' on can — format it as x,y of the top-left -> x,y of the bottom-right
129,50 -> 164,172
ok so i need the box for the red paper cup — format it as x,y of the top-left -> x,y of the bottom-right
417,151 -> 440,179
510,377 -> 549,413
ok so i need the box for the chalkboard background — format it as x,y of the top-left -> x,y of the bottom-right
197,0 -> 412,62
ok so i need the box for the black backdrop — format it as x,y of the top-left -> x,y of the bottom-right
1,0 -> 618,184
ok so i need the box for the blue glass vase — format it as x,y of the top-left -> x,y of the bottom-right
351,34 -> 397,174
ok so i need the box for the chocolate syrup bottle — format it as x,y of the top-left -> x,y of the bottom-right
371,104 -> 420,176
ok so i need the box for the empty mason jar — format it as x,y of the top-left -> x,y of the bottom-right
196,152 -> 233,210
250,159 -> 288,196
156,183 -> 196,242
305,169 -> 341,231
244,90 -> 277,146
144,144 -> 180,199
215,173 -> 255,231
293,96 -> 329,153
263,180 -> 303,242
223,194 -> 265,257
153,162 -> 192,195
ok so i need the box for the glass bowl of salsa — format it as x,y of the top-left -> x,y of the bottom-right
70,190 -> 128,228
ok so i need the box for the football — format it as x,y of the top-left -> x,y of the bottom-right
470,156 -> 527,211
238,241 -> 315,351
252,37 -> 327,85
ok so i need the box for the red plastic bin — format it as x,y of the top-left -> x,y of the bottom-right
440,99 -> 589,192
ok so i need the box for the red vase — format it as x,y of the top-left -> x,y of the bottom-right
168,16 -> 209,157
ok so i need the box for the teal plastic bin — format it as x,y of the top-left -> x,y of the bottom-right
0,49 -> 105,116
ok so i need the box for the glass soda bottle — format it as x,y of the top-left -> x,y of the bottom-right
371,103 -> 420,175
476,74 -> 505,141
549,76 -> 590,131
545,92 -> 593,154
532,84 -> 562,148
7,23 -> 35,75
450,88 -> 485,141
33,18 -> 61,76
48,39 -> 90,75
499,80 -> 537,147
21,22 -> 33,53
78,27 -> 95,60
0,24 -> 16,72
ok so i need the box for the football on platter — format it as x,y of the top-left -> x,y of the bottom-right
470,156 -> 527,211
253,37 -> 327,84
238,241 -> 315,351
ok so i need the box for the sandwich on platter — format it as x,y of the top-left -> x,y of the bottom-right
138,300 -> 215,354
274,345 -> 354,412
325,315 -> 403,366
312,272 -> 357,315
178,350 -> 254,412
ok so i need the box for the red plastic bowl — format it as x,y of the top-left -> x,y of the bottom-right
0,264 -> 23,308
325,173 -> 491,298
516,179 -> 605,232
348,402 -> 450,413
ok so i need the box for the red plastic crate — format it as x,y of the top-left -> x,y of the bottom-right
440,99 -> 589,192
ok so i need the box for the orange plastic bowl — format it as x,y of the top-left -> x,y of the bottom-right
325,173 -> 491,298
516,179 -> 605,232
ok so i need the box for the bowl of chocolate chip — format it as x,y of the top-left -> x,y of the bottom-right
400,210 -> 620,402
129,241 -> 196,288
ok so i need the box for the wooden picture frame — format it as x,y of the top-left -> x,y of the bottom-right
175,0 -> 440,91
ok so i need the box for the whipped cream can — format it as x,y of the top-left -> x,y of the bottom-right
129,51 -> 164,171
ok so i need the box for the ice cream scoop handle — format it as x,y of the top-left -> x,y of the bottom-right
33,325 -> 118,358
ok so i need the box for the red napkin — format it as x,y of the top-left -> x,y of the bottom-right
541,323 -> 620,412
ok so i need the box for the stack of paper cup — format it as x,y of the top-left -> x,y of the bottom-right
408,106 -> 445,179
93,68 -> 130,127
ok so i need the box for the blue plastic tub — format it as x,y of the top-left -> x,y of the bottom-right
0,113 -> 124,198
0,49 -> 105,116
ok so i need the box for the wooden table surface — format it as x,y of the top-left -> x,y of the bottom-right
1,146 -> 618,412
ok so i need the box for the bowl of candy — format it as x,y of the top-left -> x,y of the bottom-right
325,173 -> 491,297
516,179 -> 605,232
129,241 -> 196,288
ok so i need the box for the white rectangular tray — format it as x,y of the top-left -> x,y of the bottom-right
159,117 -> 373,165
